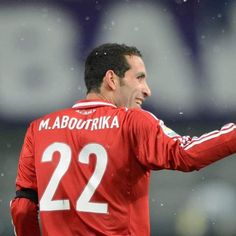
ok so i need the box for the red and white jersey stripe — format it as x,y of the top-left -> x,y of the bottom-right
183,123 -> 236,150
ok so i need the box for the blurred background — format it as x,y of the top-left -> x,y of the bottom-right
0,0 -> 236,235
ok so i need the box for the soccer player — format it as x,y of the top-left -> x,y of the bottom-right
10,43 -> 236,236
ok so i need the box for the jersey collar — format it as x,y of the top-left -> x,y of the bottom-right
72,99 -> 117,109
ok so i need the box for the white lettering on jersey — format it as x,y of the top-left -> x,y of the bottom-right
39,118 -> 50,131
102,116 -> 110,129
51,117 -> 61,129
110,115 -> 119,128
39,115 -> 120,131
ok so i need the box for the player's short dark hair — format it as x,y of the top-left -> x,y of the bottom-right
84,43 -> 142,93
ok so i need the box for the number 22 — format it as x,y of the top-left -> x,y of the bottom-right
39,142 -> 108,214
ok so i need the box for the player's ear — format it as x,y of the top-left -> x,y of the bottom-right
103,70 -> 118,91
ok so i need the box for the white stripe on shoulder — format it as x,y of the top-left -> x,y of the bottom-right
184,123 -> 236,150
142,110 -> 159,121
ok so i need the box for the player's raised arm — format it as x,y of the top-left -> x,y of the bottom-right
128,110 -> 236,171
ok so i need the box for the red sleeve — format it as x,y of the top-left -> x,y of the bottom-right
11,123 -> 40,234
129,110 -> 236,171
16,123 -> 37,190
10,198 -> 40,236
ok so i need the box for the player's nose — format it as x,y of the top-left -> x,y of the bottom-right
142,81 -> 151,98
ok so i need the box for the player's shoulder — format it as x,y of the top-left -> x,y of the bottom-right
123,107 -> 160,124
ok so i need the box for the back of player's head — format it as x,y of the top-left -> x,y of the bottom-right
84,43 -> 142,93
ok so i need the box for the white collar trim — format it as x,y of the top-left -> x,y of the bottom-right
72,101 -> 117,108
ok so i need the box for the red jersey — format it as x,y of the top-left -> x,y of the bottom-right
11,99 -> 236,236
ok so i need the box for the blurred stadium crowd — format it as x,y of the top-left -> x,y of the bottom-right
1,0 -> 236,235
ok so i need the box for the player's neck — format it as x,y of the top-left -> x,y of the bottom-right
86,92 -> 115,105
